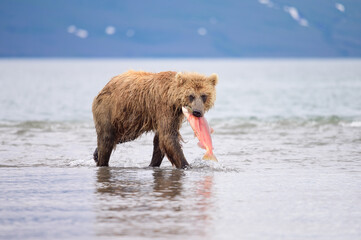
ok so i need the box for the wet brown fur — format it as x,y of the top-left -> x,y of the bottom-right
92,70 -> 218,168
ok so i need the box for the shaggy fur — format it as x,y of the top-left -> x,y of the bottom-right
92,70 -> 218,168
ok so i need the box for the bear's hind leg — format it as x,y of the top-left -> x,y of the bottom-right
93,148 -> 98,163
97,141 -> 114,167
96,127 -> 116,167
149,133 -> 165,167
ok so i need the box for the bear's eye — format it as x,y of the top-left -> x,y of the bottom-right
201,94 -> 207,102
189,95 -> 195,102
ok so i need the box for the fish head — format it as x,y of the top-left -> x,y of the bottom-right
182,106 -> 192,118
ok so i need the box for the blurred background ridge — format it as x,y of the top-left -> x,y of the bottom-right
0,0 -> 360,58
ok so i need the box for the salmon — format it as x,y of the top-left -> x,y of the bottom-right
182,107 -> 217,161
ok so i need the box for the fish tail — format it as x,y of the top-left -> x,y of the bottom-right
203,152 -> 218,162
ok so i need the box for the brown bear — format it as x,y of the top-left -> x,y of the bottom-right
92,70 -> 218,168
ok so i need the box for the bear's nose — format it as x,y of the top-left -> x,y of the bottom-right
192,110 -> 202,117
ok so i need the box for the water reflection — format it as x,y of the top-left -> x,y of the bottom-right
152,168 -> 183,199
195,175 -> 213,221
94,168 -> 215,238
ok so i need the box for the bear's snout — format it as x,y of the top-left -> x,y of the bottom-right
192,110 -> 203,117
191,97 -> 205,118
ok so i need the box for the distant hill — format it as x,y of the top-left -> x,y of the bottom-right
0,0 -> 360,57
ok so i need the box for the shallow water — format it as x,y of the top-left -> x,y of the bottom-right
0,59 -> 361,239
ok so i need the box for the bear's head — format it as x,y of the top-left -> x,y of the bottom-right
175,72 -> 218,117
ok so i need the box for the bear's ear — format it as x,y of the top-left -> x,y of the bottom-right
208,73 -> 218,86
175,72 -> 186,86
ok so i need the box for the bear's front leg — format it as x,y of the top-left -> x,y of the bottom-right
158,131 -> 189,169
149,133 -> 165,167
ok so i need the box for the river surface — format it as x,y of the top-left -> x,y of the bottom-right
0,59 -> 361,239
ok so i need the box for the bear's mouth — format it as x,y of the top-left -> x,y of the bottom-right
184,106 -> 192,112
182,106 -> 203,118
182,106 -> 192,116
